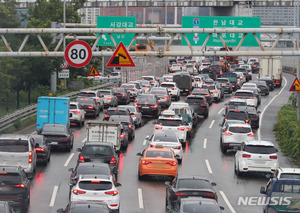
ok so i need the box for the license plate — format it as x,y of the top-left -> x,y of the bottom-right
254,160 -> 265,164
143,106 -> 149,109
51,142 -> 58,145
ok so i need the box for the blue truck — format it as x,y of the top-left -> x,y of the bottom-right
36,97 -> 70,132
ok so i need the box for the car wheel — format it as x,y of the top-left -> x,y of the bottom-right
138,170 -> 143,180
177,158 -> 182,164
47,152 -> 51,162
66,145 -> 71,152
178,95 -> 180,100
204,112 -> 208,119
221,144 -> 227,154
235,163 -> 241,176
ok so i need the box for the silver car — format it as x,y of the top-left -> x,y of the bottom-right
220,123 -> 255,154
70,102 -> 85,127
96,89 -> 118,107
117,105 -> 142,127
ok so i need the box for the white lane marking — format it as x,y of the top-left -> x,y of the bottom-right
205,159 -> 213,174
218,108 -> 224,115
258,77 -> 287,140
31,131 -> 36,134
64,153 -> 75,167
219,191 -> 237,213
209,120 -> 215,129
143,140 -> 147,146
138,188 -> 144,209
203,138 -> 207,149
82,137 -> 87,143
49,186 -> 58,207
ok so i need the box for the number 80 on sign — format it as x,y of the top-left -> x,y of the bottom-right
64,40 -> 92,68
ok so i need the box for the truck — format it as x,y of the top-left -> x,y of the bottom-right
259,56 -> 282,88
36,96 -> 70,133
173,72 -> 193,95
86,120 -> 122,152
220,47 -> 239,64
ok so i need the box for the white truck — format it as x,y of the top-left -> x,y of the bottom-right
259,56 -> 282,88
86,120 -> 121,151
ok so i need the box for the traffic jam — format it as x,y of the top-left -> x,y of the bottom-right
0,53 -> 299,213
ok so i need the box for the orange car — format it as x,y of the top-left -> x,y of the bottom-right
137,145 -> 178,180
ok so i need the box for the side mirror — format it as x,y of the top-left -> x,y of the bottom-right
68,168 -> 74,172
257,111 -> 261,113
136,153 -> 142,156
115,183 -> 122,187
68,182 -> 74,187
260,186 -> 266,194
57,209 -> 64,213
165,181 -> 171,186
220,206 -> 225,211
76,148 -> 82,152
35,143 -> 40,148
145,135 -> 150,140
211,182 -> 217,186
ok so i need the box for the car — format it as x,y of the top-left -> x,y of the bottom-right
0,166 -> 30,212
171,197 -> 224,213
135,93 -> 158,103
216,78 -> 233,94
193,76 -> 204,88
185,95 -> 209,118
235,140 -> 279,176
259,77 -> 275,91
40,123 -> 74,152
120,83 -> 141,100
191,88 -> 213,106
234,71 -> 246,85
169,102 -> 198,127
208,64 -> 223,78
135,97 -> 161,118
76,142 -> 119,178
185,63 -> 197,75
70,174 -> 121,212
241,87 -> 261,106
103,107 -> 131,121
252,81 -> 269,96
141,76 -> 159,87
234,67 -> 250,81
109,71 -> 121,82
109,115 -> 135,140
222,109 -> 250,125
75,97 -> 100,118
57,201 -> 111,213
111,88 -> 130,105
165,176 -> 218,210
137,80 -> 152,93
0,134 -> 37,177
247,57 -> 259,65
170,63 -> 182,73
161,75 -> 173,83
160,82 -> 180,101
117,105 -> 142,127
69,102 -> 85,127
78,91 -> 104,111
200,68 -> 217,80
150,87 -> 171,108
97,89 -> 118,107
239,64 -> 253,80
202,84 -> 222,103
93,73 -> 109,82
273,167 -> 300,179
32,134 -> 51,165
145,133 -> 183,163
220,123 -> 255,154
202,78 -> 215,86
232,90 -> 258,108
224,99 -> 247,114
251,61 -> 259,72
137,146 -> 178,180
245,106 -> 260,129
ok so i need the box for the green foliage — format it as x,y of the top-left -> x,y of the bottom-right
274,104 -> 300,163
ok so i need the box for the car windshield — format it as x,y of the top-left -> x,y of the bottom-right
186,98 -> 205,104
235,92 -> 254,97
153,134 -> 178,142
226,112 -> 247,120
226,77 -> 237,83
32,136 -> 45,145
77,166 -> 109,176
79,181 -> 112,191
118,107 -> 135,113
137,99 -> 156,105
109,116 -> 130,123
157,119 -> 184,126
217,79 -> 228,83
70,104 -> 78,109
244,145 -> 277,154
98,91 -> 111,95
0,140 -> 29,152
78,92 -> 96,97
82,145 -> 113,156
178,179 -> 211,189
42,125 -> 66,133
121,84 -> 135,89
161,84 -> 175,88
142,77 -> 154,81
229,101 -> 246,106
0,173 -> 21,183
150,90 -> 167,96
280,174 -> 300,179
112,89 -> 124,94
146,150 -> 173,158
229,127 -> 251,133
106,110 -> 128,116
203,85 -> 216,91
182,203 -> 219,213
110,73 -> 119,76
76,98 -> 94,105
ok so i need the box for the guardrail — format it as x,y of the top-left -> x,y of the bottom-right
0,81 -> 117,132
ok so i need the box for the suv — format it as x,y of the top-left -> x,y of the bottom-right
120,83 -> 141,100
109,115 -> 135,140
0,134 -> 37,177
225,99 -> 247,114
103,107 -> 130,121
69,102 -> 85,127
112,88 -> 130,105
75,97 -> 100,118
185,95 -> 209,118
78,91 -> 104,111
0,166 -> 30,211
222,109 -> 250,125
160,82 -> 180,101
216,78 -> 232,94
233,90 -> 258,108
57,201 -> 111,213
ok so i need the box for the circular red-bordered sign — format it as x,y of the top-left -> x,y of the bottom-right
59,59 -> 69,69
65,40 -> 92,68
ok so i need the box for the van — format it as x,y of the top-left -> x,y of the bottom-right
0,134 -> 37,178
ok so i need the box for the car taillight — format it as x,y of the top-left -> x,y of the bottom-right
105,191 -> 118,196
186,128 -> 190,131
204,94 -> 210,97
72,110 -> 81,114
270,155 -> 277,159
155,126 -> 163,130
226,106 -> 229,110
35,147 -> 45,152
121,93 -> 125,97
177,127 -> 185,131
120,134 -> 125,138
247,133 -> 255,137
151,81 -> 155,83
232,85 -> 235,87
104,114 -> 110,118
110,157 -> 117,164
142,160 -> 151,165
213,90 -> 218,93
95,98 -> 99,101
249,97 -> 255,99
91,180 -> 101,183
185,89 -> 189,91
242,154 -> 251,158
173,146 -> 181,150
204,193 -> 215,198
162,96 -> 168,99
136,104 -> 141,107
145,85 -> 150,88
252,115 -> 259,118
200,103 -> 207,106
29,151 -> 33,163
224,118 -> 228,122
14,184 -> 25,188
175,192 -> 187,197
128,124 -> 132,130
232,96 -> 237,98
88,106 -> 94,109
150,144 -> 154,148
245,119 -> 249,124
106,97 -> 112,100
172,88 -> 176,90
131,114 -> 137,118
73,190 -> 86,195
79,156 -> 85,163
131,89 -> 137,92
150,105 -> 158,108
225,131 -> 232,136
168,161 -> 177,166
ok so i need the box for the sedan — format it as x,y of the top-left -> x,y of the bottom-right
112,88 -> 130,105
69,102 -> 85,127
165,176 -> 217,210
150,87 -> 171,108
75,97 -> 100,118
136,97 -> 161,118
57,201 -> 111,213
32,134 -> 51,165
97,89 -> 118,107
109,115 -> 135,140
185,95 -> 209,118
171,198 -> 224,213
117,105 -> 142,127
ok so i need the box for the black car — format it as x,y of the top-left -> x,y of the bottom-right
171,198 -> 224,213
252,81 -> 269,96
165,176 -> 217,210
75,97 -> 100,118
76,142 -> 119,178
32,134 -> 51,165
0,166 -> 30,212
185,95 -> 209,118
40,123 -> 74,152
150,88 -> 171,108
103,107 -> 130,121
252,62 -> 259,72
0,201 -> 14,213
135,94 -> 158,103
246,106 -> 260,129
109,115 -> 135,140
222,109 -> 250,125
216,78 -> 232,94
190,88 -> 212,106
112,88 -> 130,105
234,67 -> 250,82
57,201 -> 111,213
259,77 -> 275,91
201,68 -> 217,81
208,65 -> 223,78
135,98 -> 161,118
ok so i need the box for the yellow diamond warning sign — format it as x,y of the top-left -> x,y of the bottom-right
289,77 -> 300,92
106,42 -> 135,67
88,65 -> 100,76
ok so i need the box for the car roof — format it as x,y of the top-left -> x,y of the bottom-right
80,90 -> 96,93
243,140 -> 274,146
70,101 -> 80,105
229,99 -> 247,103
0,134 -> 31,140
235,89 -> 254,94
78,174 -> 111,181
145,147 -> 174,152
227,123 -> 251,128
84,142 -> 114,147
277,167 -> 300,174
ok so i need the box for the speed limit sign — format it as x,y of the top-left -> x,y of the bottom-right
64,40 -> 92,68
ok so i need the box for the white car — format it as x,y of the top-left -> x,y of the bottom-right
145,133 -> 183,163
193,76 -> 204,88
120,83 -> 141,99
170,64 -> 182,73
141,76 -> 159,87
168,102 -> 195,132
96,89 -> 118,107
70,174 -> 121,211
160,82 -> 180,101
185,63 -> 197,75
241,83 -> 258,90
109,72 -> 121,82
247,58 -> 259,65
235,140 -> 279,176
203,84 -> 222,103
69,102 -> 85,126
233,89 -> 258,108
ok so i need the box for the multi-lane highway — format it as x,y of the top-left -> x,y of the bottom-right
18,72 -> 296,213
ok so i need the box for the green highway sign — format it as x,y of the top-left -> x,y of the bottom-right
181,16 -> 261,47
97,16 -> 136,46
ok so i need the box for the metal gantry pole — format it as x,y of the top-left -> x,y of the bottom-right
297,0 -> 300,121
63,0 -> 67,89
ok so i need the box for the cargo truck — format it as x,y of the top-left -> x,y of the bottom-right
86,120 -> 122,152
259,56 -> 282,88
36,96 -> 70,133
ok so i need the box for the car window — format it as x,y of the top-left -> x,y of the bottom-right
280,174 -> 300,179
178,179 -> 211,189
228,127 -> 251,133
186,99 -> 205,104
78,92 -> 96,97
0,140 -> 29,152
79,180 -> 112,191
98,91 -> 111,96
106,110 -> 128,116
157,119 -> 184,126
0,172 -> 22,183
76,98 -> 94,105
145,150 -> 173,158
229,101 -> 246,106
82,145 -> 113,156
235,92 -> 254,97
153,134 -> 178,142
244,145 -> 277,154
70,104 -> 78,110
226,112 -> 247,120
77,166 -> 109,176
217,79 -> 228,83
121,84 -> 135,89
273,182 -> 300,193
161,84 -> 175,88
